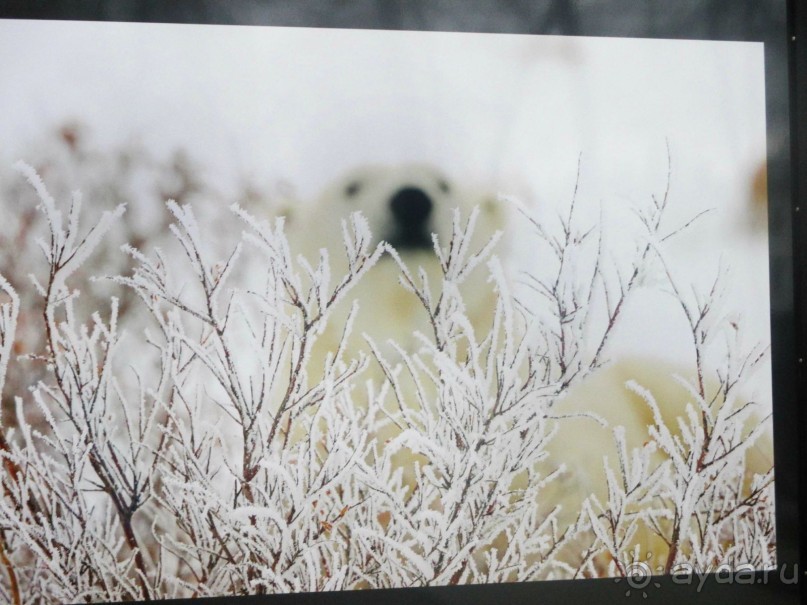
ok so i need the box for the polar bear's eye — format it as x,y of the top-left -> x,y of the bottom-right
437,179 -> 451,194
344,181 -> 362,199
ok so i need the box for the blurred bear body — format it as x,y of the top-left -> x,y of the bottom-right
280,163 -> 773,576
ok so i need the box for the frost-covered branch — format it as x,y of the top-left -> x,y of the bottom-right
0,142 -> 774,602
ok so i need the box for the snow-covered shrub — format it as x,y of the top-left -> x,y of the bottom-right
0,139 -> 774,603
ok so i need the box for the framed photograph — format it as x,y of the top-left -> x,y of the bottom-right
0,2 -> 801,604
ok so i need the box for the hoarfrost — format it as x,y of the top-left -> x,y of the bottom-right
0,151 -> 775,602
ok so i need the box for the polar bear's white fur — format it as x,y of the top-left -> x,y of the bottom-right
280,163 -> 506,532
280,163 -> 773,574
287,163 -> 505,376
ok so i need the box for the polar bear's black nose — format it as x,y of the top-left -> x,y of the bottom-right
388,187 -> 433,250
390,187 -> 432,227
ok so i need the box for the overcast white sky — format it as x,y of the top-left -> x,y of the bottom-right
0,19 -> 770,393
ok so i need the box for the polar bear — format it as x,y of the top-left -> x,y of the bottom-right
287,163 -> 505,378
279,163 -> 506,503
279,163 -> 773,578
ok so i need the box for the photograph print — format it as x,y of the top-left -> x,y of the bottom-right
0,19 -> 774,602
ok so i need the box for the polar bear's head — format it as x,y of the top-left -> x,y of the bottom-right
284,162 -> 506,362
307,163 -> 504,256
